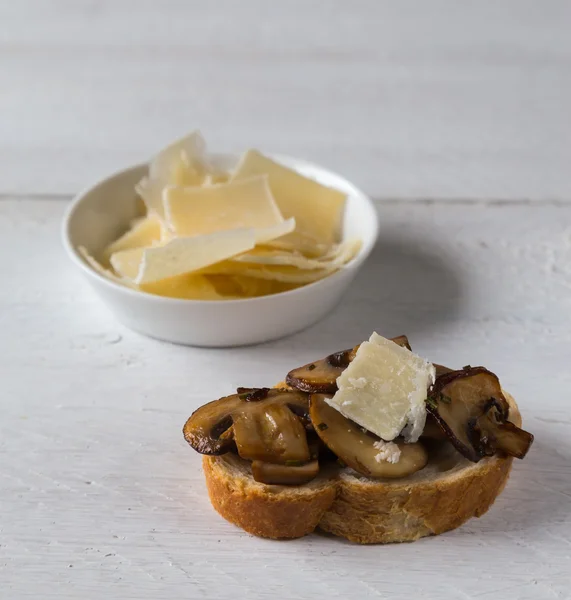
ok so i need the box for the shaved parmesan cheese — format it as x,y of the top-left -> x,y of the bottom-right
207,274 -> 294,298
230,248 -> 328,270
254,218 -> 296,245
326,332 -> 435,443
233,237 -> 359,270
135,177 -> 167,219
168,151 -> 204,187
94,134 -> 362,301
232,149 -> 346,245
136,228 -> 256,284
202,238 -> 359,284
110,247 -> 145,280
264,232 -> 329,258
373,440 -> 401,464
164,176 -> 283,237
348,377 -> 367,389
231,276 -> 294,297
149,130 -> 207,182
102,215 -> 162,260
140,274 -> 225,300
78,246 -> 136,289
137,131 -> 218,217
203,168 -> 230,186
203,261 -> 334,284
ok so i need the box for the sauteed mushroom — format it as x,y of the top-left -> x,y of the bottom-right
427,367 -> 534,462
309,394 -> 428,478
472,402 -> 534,459
183,388 -> 311,463
251,459 -> 320,485
286,335 -> 411,394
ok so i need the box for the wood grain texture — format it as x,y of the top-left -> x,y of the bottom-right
0,0 -> 570,200
1,198 -> 571,599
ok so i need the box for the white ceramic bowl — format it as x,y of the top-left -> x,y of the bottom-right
62,153 -> 378,347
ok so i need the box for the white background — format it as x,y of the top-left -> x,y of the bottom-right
1,2 -> 570,599
1,0 -> 570,200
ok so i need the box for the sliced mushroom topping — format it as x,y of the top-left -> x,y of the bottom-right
183,388 -> 311,464
420,364 -> 451,441
427,367 -> 534,462
420,413 -> 447,441
232,403 -> 310,463
309,394 -> 428,478
286,335 -> 411,394
472,401 -> 534,459
433,363 -> 454,378
251,459 -> 319,485
285,346 -> 359,394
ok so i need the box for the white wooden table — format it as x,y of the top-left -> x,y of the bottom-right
2,3 -> 571,599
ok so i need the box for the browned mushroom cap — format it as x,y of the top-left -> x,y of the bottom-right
309,394 -> 428,478
427,367 -> 534,462
420,414 -> 448,441
421,364 -> 453,442
183,388 -> 311,464
472,402 -> 534,459
433,363 -> 454,378
251,459 -> 319,485
286,335 -> 412,394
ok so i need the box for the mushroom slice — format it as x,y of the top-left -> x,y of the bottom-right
183,388 -> 310,464
421,413 -> 447,441
309,394 -> 428,478
285,345 -> 359,394
433,363 -> 453,378
251,459 -> 319,485
420,364 -> 452,441
427,367 -> 534,462
472,401 -> 534,460
286,335 -> 411,394
233,403 -> 310,463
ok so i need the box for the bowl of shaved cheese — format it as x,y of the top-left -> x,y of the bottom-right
63,132 -> 378,346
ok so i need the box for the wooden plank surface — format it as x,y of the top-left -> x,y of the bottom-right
2,197 -> 570,599
1,0 -> 570,200
2,3 -> 570,597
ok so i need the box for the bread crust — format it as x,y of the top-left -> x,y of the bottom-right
200,392 -> 521,543
319,453 -> 513,543
204,455 -> 337,539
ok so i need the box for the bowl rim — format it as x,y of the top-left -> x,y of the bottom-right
62,153 -> 379,306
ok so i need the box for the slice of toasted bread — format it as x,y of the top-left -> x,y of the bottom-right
201,392 -> 521,543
